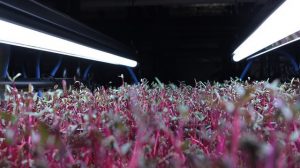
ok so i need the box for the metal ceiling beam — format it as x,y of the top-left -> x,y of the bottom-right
81,0 -> 266,9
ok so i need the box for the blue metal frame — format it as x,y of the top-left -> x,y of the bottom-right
14,52 -> 139,87
83,64 -> 93,81
76,66 -> 81,78
36,53 -> 41,79
36,53 -> 42,97
50,57 -> 62,77
240,50 -> 299,80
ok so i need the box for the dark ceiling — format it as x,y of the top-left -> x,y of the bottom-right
31,0 -> 285,84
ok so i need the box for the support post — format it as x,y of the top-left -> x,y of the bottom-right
0,45 -> 10,99
83,64 -> 93,81
36,53 -> 42,97
126,67 -> 139,84
240,60 -> 253,81
50,57 -> 62,77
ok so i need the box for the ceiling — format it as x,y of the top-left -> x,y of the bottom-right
33,0 -> 285,84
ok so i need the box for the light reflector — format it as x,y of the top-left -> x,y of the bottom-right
0,19 -> 137,67
233,0 -> 300,62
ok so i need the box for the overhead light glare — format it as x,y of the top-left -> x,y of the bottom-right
233,0 -> 300,62
0,19 -> 137,67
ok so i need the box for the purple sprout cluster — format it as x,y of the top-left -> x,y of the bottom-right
0,78 -> 300,167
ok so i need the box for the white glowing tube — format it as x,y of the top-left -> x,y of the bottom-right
0,19 -> 137,67
233,0 -> 300,62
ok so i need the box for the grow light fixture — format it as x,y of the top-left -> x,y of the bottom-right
233,0 -> 300,62
0,19 -> 137,67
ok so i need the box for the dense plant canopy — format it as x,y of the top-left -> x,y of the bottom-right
0,78 -> 300,167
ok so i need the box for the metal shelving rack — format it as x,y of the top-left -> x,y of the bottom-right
0,0 -> 139,88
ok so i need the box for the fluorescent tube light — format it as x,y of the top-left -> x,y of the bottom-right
233,0 -> 300,62
0,19 -> 137,67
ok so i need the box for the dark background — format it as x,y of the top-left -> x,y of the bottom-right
8,0 -> 298,86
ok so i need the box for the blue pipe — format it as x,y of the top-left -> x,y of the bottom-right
240,60 -> 253,80
126,67 -> 139,84
2,46 -> 10,79
50,57 -> 62,77
83,64 -> 92,81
